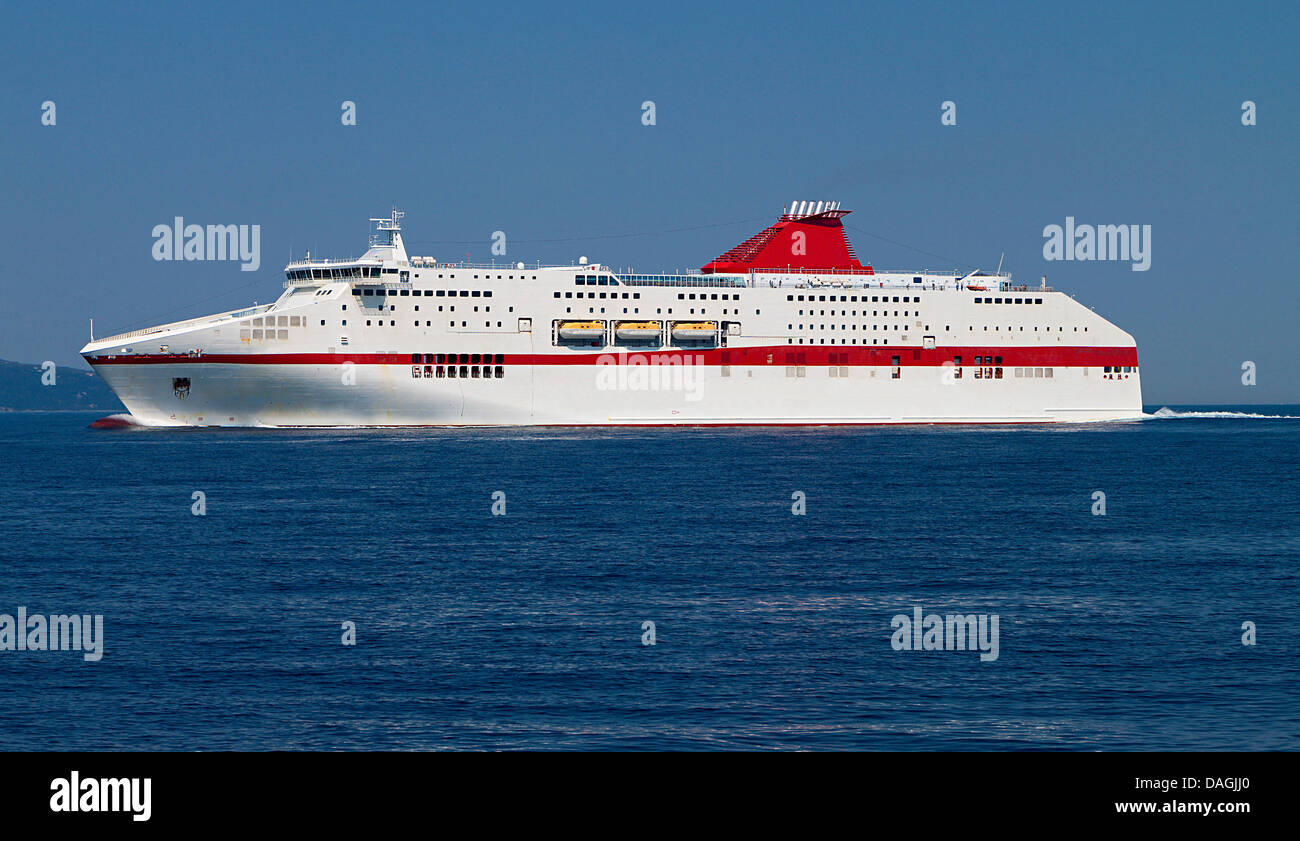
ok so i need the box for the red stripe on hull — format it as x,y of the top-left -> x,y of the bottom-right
86,345 -> 1139,368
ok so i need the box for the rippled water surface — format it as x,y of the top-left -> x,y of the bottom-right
0,407 -> 1296,749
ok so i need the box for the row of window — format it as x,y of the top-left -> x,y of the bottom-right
736,360 -> 1074,381
779,364 -> 911,379
410,353 -> 506,364
966,325 -> 1086,332
800,310 -> 915,317
402,268 -> 540,281
975,297 -> 1043,305
290,266 -> 383,281
788,338 -> 896,344
787,294 -> 919,303
792,324 -> 913,332
677,293 -> 742,301
558,291 -> 642,300
363,320 -> 506,328
412,365 -> 505,379
352,305 -> 504,315
353,288 -> 494,298
771,360 -> 1055,381
241,315 -> 302,327
426,273 -> 533,280
574,275 -> 619,285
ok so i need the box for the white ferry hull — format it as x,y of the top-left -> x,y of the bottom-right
92,359 -> 1144,427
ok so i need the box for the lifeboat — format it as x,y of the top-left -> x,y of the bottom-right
967,284 -> 987,291
557,320 -> 605,340
671,321 -> 718,342
616,321 -> 662,341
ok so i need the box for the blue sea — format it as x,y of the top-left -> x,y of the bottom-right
1,407 -> 1296,750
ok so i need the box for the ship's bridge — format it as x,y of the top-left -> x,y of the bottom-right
283,209 -> 417,287
284,260 -> 386,285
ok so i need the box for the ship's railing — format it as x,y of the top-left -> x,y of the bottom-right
283,260 -> 605,284
93,304 -> 273,345
286,257 -> 376,267
740,266 -> 881,276
618,274 -> 748,288
413,260 -> 559,270
867,269 -> 1011,278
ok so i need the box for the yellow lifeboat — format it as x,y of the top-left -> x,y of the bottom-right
671,321 -> 717,342
615,321 -> 662,341
558,320 -> 605,340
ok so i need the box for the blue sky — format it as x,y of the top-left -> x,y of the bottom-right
1,0 -> 1296,403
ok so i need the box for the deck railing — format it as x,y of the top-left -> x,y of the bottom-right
93,304 -> 273,345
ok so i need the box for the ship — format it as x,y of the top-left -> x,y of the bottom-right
80,204 -> 1142,426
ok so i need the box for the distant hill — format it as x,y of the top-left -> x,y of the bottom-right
0,358 -> 124,412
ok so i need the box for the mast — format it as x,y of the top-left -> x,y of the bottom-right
367,209 -> 409,264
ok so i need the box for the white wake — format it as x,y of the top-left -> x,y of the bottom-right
1147,407 -> 1300,420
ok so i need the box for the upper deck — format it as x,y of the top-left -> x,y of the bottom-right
277,206 -> 1042,296
281,259 -> 1027,294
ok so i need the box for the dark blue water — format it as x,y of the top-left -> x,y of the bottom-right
1,408 -> 1296,750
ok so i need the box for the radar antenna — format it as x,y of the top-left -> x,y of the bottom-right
370,208 -> 405,247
